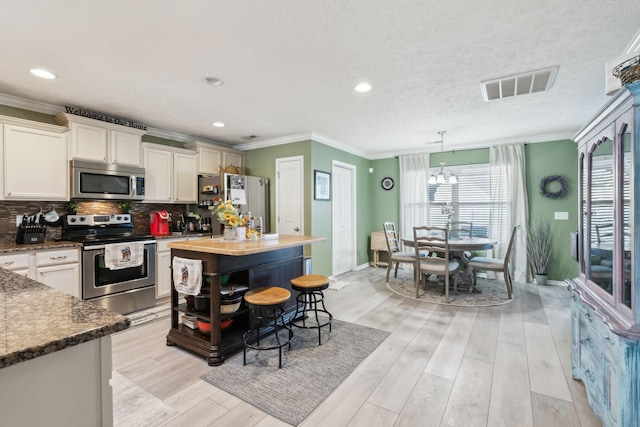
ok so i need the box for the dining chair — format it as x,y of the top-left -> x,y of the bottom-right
448,221 -> 473,239
413,226 -> 460,302
465,225 -> 520,299
383,222 -> 424,283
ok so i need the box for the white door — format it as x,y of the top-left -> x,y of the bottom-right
276,156 -> 304,235
332,161 -> 356,275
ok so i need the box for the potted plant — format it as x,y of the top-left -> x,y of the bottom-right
526,218 -> 552,285
65,201 -> 79,215
117,201 -> 131,213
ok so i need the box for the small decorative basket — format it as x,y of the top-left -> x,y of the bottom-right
613,55 -> 640,85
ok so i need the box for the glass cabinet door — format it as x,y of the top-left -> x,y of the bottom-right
588,137 -> 614,296
621,124 -> 632,309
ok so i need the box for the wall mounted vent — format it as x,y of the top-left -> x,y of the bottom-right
481,66 -> 558,101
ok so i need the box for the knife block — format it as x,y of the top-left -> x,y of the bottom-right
16,224 -> 46,244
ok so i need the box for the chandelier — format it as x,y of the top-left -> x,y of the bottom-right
428,131 -> 458,185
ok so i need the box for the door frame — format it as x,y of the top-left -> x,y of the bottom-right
332,160 -> 357,274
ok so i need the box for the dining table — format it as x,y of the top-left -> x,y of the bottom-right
401,236 -> 497,292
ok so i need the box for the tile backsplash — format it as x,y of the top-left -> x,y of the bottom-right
1,201 -> 193,244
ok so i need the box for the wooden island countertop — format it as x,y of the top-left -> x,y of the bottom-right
168,234 -> 326,256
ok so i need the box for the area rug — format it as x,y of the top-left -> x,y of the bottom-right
201,319 -> 389,425
387,274 -> 513,307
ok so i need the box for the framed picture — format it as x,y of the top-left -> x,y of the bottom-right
314,170 -> 331,201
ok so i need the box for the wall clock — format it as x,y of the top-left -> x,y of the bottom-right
381,177 -> 394,190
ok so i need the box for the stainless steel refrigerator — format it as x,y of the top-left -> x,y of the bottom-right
199,173 -> 270,233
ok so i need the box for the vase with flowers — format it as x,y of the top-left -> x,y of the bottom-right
209,198 -> 241,241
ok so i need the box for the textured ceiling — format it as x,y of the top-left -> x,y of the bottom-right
1,1 -> 639,159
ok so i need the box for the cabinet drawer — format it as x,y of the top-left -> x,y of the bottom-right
35,249 -> 79,266
0,253 -> 30,270
157,237 -> 187,253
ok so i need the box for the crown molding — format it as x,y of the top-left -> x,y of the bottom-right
0,92 -> 236,149
0,114 -> 69,133
373,130 -> 575,160
234,131 -> 371,159
0,93 -> 62,115
145,127 -> 233,149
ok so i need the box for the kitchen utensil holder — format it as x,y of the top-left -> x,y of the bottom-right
16,224 -> 46,244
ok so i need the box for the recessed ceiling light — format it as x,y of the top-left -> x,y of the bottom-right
203,77 -> 224,86
212,121 -> 225,128
30,68 -> 56,79
354,82 -> 372,93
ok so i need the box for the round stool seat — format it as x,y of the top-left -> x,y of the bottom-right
243,286 -> 293,369
290,274 -> 329,290
244,286 -> 291,306
289,274 -> 333,345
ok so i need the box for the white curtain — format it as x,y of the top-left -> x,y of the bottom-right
398,153 -> 429,245
489,144 -> 528,282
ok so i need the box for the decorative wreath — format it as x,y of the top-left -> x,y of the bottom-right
540,175 -> 568,199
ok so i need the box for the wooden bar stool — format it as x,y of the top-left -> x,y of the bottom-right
242,286 -> 294,368
290,274 -> 333,345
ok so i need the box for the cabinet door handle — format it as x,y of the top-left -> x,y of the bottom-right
50,256 -> 68,260
585,313 -> 593,322
0,261 -> 15,266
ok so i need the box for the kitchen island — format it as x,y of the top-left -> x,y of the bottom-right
0,268 -> 129,426
166,235 -> 326,365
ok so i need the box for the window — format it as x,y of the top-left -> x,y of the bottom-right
427,163 -> 507,238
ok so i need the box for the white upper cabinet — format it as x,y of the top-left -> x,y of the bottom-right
186,141 -> 244,175
222,151 -> 243,172
173,152 -> 197,202
55,113 -> 145,167
142,143 -> 197,203
1,117 -> 69,201
196,145 -> 222,175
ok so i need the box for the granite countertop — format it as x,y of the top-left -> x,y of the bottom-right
168,235 -> 327,256
0,269 -> 130,369
0,240 -> 82,254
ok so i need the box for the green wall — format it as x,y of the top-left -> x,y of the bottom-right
525,140 -> 578,280
370,158 -> 399,232
309,143 -> 373,274
0,105 -> 57,124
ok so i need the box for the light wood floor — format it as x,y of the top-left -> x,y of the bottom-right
111,267 -> 602,426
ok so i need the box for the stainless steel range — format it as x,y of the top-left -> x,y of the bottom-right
62,214 -> 156,315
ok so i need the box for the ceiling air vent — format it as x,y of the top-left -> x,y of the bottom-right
241,135 -> 259,140
481,66 -> 558,101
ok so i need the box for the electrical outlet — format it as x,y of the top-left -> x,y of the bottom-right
554,211 -> 569,220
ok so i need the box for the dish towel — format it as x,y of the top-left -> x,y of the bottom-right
172,256 -> 203,296
104,242 -> 144,270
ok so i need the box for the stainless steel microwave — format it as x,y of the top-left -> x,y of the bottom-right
71,159 -> 145,200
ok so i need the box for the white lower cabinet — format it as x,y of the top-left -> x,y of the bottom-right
0,253 -> 31,278
36,263 -> 80,297
0,248 -> 81,298
156,237 -> 187,298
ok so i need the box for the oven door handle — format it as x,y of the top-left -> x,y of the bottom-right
83,240 -> 157,250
